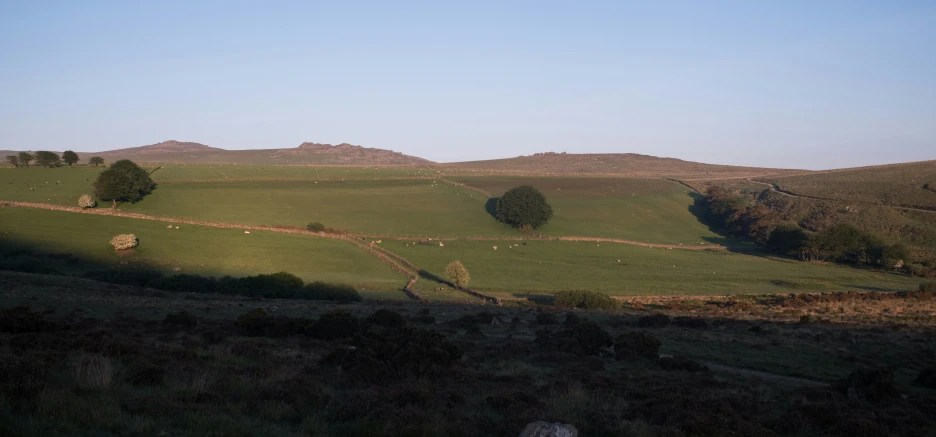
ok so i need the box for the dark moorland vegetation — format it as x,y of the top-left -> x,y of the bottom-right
1,270 -> 935,436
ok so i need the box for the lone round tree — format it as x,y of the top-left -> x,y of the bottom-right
93,159 -> 155,208
62,150 -> 79,166
496,185 -> 554,230
444,261 -> 470,289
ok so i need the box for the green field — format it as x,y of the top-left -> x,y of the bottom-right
450,176 -> 725,244
0,167 -> 726,244
0,207 -> 404,291
0,167 -> 103,206
385,239 -> 920,297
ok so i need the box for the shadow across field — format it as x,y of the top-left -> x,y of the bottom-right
484,197 -> 499,219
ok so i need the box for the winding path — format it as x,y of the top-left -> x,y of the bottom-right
743,179 -> 936,214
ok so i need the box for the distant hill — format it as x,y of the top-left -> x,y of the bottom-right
437,152 -> 802,179
84,140 -> 432,166
755,160 -> 936,210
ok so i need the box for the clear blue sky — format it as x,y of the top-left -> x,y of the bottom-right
1,1 -> 934,169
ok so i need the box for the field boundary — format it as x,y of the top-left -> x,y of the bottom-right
356,234 -> 724,250
436,178 -> 494,197
156,176 -> 435,183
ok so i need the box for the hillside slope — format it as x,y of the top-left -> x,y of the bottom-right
438,152 -> 802,178
92,140 -> 432,166
756,160 -> 936,210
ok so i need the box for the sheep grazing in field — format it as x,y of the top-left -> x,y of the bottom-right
244,231 -> 250,234
376,240 -> 382,244
439,242 -> 444,247
493,246 -> 498,251
175,226 -> 179,229
167,225 -> 173,229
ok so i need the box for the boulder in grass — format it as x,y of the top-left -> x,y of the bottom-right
518,421 -> 578,437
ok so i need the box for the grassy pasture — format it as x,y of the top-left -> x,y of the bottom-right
449,176 -> 725,244
0,207 -> 404,290
0,168 -> 729,245
384,239 -> 920,297
121,179 -> 509,238
0,167 -> 103,206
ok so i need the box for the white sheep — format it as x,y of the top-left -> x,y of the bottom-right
244,231 -> 250,234
493,246 -> 498,251
439,242 -> 444,247
167,225 -> 173,229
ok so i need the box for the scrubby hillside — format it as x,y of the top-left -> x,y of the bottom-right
438,152 -> 802,178
91,140 -> 432,166
756,160 -> 936,211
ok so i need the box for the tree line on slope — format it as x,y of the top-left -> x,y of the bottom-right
6,151 -> 105,168
701,185 -> 935,277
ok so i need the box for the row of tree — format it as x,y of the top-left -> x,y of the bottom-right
701,186 -> 909,269
5,151 -> 105,167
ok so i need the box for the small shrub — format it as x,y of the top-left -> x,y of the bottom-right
109,234 -> 138,251
535,320 -> 612,356
149,274 -> 219,293
78,194 -> 96,208
915,368 -> 936,389
296,281 -> 362,302
835,367 -> 900,402
309,309 -> 360,341
366,309 -> 406,329
614,331 -> 661,361
0,306 -> 57,333
235,308 -> 273,336
636,314 -> 670,327
553,290 -> 618,310
535,312 -> 558,325
306,222 -> 325,232
658,356 -> 709,372
322,326 -> 463,383
671,316 -> 708,329
72,354 -> 115,391
919,281 -> 936,294
162,310 -> 197,332
81,269 -> 163,287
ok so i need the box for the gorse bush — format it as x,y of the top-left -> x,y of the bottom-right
553,290 -> 618,310
109,234 -> 138,251
306,222 -> 325,232
78,194 -> 96,208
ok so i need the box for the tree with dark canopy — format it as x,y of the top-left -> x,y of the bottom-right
89,156 -> 105,167
34,151 -> 61,167
62,150 -> 79,166
93,159 -> 155,208
17,152 -> 33,167
5,155 -> 19,167
496,185 -> 554,230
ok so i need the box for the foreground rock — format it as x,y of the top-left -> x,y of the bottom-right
518,421 -> 578,437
